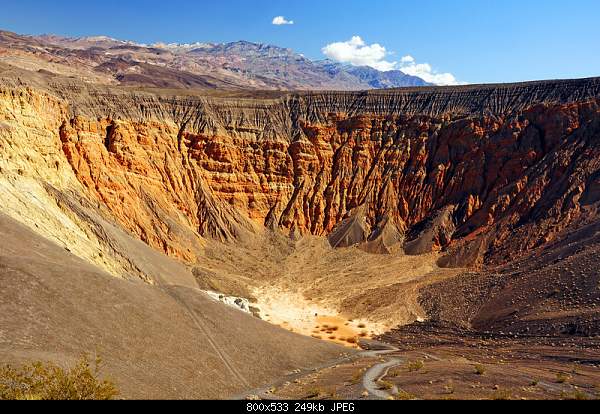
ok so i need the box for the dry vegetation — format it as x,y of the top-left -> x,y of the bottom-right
0,356 -> 118,400
349,368 -> 366,385
474,364 -> 486,376
407,360 -> 425,372
304,386 -> 339,400
396,389 -> 417,400
377,380 -> 394,390
556,372 -> 571,384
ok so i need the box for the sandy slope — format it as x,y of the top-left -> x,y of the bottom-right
0,213 -> 345,399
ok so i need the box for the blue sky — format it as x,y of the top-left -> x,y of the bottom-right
1,0 -> 598,84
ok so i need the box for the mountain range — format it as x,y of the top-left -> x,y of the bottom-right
0,29 -> 429,90
3,25 -> 600,401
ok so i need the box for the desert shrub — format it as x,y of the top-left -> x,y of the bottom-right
388,368 -> 403,378
0,355 -> 118,400
407,360 -> 424,372
305,386 -> 338,400
474,364 -> 486,376
492,389 -> 512,400
556,372 -> 571,384
444,382 -> 455,395
571,390 -> 589,401
377,380 -> 394,390
396,390 -> 416,400
304,387 -> 323,399
349,368 -> 365,385
560,390 -> 588,400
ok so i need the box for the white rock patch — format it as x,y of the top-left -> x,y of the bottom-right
203,290 -> 253,315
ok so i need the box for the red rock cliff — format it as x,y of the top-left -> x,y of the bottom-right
4,78 -> 600,267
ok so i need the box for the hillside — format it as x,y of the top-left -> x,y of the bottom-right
1,61 -> 599,398
0,29 -> 429,91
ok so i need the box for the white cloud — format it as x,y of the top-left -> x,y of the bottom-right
322,36 -> 397,72
398,55 -> 461,86
321,36 -> 463,85
272,16 -> 294,25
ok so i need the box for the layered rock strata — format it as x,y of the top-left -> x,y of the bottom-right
1,76 -> 600,272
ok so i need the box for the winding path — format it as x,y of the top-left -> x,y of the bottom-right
362,357 -> 403,399
233,339 -> 404,400
358,340 -> 405,400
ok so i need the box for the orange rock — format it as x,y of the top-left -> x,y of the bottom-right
4,83 -> 600,269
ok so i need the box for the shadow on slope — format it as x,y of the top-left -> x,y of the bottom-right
419,217 -> 600,337
0,213 -> 344,399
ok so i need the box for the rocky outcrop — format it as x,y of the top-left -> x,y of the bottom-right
2,76 -> 600,270
58,115 -> 255,263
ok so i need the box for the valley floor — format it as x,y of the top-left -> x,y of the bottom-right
195,232 -> 461,347
226,222 -> 600,401
249,327 -> 600,401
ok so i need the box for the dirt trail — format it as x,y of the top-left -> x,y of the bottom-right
362,358 -> 403,399
231,351 -> 357,400
151,265 -> 252,389
233,339 -> 402,400
358,340 -> 405,400
165,286 -> 251,389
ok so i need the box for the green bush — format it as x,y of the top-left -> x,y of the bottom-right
0,355 -> 118,400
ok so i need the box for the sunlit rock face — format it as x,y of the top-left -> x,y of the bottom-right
2,78 -> 600,270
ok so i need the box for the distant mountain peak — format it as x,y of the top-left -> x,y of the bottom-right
0,28 -> 431,90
